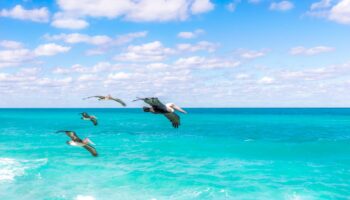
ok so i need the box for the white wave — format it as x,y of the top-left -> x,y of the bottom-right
75,195 -> 95,200
0,157 -> 47,182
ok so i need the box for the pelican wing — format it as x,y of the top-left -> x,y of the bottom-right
90,117 -> 98,126
83,96 -> 104,100
164,112 -> 181,128
83,144 -> 98,157
57,130 -> 82,142
143,97 -> 168,112
111,98 -> 126,106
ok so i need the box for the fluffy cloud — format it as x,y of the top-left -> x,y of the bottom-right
114,41 -> 175,62
307,0 -> 350,25
177,41 -> 219,52
0,49 -> 33,68
270,1 -> 294,11
0,40 -> 23,49
289,46 -> 334,56
34,43 -> 71,56
174,56 -> 240,69
258,76 -> 275,84
191,0 -> 214,14
45,33 -> 112,45
226,0 -> 242,12
177,29 -> 204,39
54,0 -> 214,24
0,5 -> 49,22
51,13 -> 89,30
238,49 -> 268,59
329,0 -> 350,24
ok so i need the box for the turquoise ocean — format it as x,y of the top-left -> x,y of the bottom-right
0,108 -> 349,200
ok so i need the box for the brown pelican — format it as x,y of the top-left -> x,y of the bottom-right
83,94 -> 126,107
133,97 -> 187,128
80,112 -> 98,126
57,130 -> 98,157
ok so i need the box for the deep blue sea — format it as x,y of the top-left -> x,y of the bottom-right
0,108 -> 349,200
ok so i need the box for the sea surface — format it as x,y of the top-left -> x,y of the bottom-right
0,108 -> 349,200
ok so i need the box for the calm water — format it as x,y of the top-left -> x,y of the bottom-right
0,108 -> 350,200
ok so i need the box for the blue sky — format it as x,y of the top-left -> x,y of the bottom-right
0,0 -> 350,107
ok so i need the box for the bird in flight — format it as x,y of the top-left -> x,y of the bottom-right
57,130 -> 98,157
133,97 -> 187,128
80,112 -> 98,126
83,94 -> 126,107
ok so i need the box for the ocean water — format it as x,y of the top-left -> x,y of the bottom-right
0,108 -> 350,200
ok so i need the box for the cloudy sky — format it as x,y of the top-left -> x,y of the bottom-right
0,0 -> 350,108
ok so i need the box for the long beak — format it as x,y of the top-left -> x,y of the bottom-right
172,104 -> 187,114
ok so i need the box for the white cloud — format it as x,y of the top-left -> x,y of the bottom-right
177,41 -> 218,52
226,2 -> 237,12
77,74 -> 99,82
0,40 -> 23,49
174,56 -> 240,69
0,5 -> 49,22
45,33 -> 112,45
226,0 -> 242,12
112,31 -> 148,45
0,49 -> 33,68
146,63 -> 169,70
107,72 -> 130,80
270,1 -> 294,11
51,12 -> 89,29
310,0 -> 332,10
289,46 -> 334,56
34,43 -> 71,56
238,49 -> 268,59
114,41 -> 175,62
329,0 -> 350,24
177,29 -> 204,39
258,76 -> 275,84
235,73 -> 250,79
191,0 -> 215,14
55,0 -> 214,23
307,0 -> 350,25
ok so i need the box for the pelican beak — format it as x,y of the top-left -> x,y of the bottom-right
172,104 -> 187,114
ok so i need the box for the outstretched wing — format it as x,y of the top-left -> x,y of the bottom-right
57,130 -> 82,142
83,96 -> 104,100
83,144 -> 98,157
144,97 -> 167,112
164,113 -> 181,128
111,98 -> 126,107
90,117 -> 98,126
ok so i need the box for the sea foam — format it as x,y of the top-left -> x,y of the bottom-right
0,157 -> 47,182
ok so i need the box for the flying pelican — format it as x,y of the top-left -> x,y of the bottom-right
57,130 -> 98,157
83,94 -> 126,107
133,97 -> 187,128
80,112 -> 98,126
